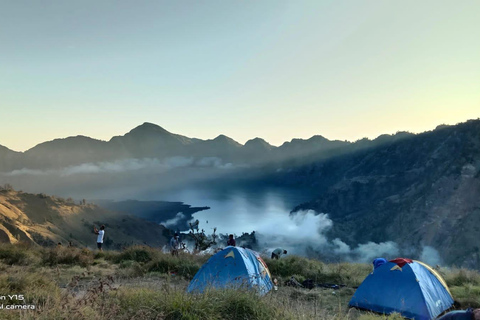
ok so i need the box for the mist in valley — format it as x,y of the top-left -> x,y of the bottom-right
0,157 -> 445,266
3,119 -> 479,267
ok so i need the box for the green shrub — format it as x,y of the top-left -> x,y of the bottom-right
146,256 -> 200,279
267,255 -> 325,280
449,284 -> 480,308
445,268 -> 480,286
266,256 -> 371,287
116,260 -> 146,278
94,250 -> 119,261
113,246 -> 159,263
113,248 -> 205,279
324,262 -> 372,286
112,287 -> 296,320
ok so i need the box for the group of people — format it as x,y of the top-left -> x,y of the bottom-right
169,233 -> 287,260
92,226 -> 288,261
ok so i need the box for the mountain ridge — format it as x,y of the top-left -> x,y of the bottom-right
282,119 -> 480,267
0,121 -> 353,171
0,120 -> 461,172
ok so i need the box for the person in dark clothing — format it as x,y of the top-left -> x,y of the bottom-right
227,234 -> 236,246
170,233 -> 180,256
437,308 -> 480,319
271,248 -> 287,259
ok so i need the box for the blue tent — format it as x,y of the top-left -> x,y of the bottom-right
349,258 -> 454,320
187,247 -> 273,296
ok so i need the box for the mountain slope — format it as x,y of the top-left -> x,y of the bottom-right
288,120 -> 480,267
0,145 -> 22,172
0,188 -> 170,248
24,136 -> 108,169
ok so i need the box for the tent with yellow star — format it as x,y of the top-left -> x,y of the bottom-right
349,258 -> 454,319
186,246 -> 273,296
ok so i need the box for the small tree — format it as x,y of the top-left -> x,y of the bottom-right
188,220 -> 217,251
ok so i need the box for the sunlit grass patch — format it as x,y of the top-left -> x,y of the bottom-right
111,287 -> 297,320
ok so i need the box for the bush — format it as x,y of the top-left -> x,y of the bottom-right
146,256 -> 200,279
267,256 -> 371,286
116,260 -> 146,278
0,243 -> 40,265
445,268 -> 480,286
113,246 -> 160,263
267,255 -> 325,280
324,262 -> 372,286
0,270 -> 60,306
42,246 -> 94,267
112,287 -> 296,320
94,250 -> 119,261
113,248 -> 206,279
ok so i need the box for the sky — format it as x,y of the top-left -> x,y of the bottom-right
1,0 -> 479,152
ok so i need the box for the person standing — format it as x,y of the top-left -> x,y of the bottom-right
227,234 -> 236,247
94,225 -> 105,251
170,233 -> 180,256
271,248 -> 287,259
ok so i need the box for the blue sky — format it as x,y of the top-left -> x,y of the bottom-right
1,0 -> 479,151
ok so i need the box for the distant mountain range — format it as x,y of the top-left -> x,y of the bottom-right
0,122 -> 404,171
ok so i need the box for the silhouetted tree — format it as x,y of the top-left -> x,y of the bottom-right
188,221 -> 217,251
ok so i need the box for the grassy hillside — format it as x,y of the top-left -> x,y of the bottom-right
0,188 -> 170,249
0,243 -> 478,319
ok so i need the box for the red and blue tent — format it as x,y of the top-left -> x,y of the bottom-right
349,258 -> 454,320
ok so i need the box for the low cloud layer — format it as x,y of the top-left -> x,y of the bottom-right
420,245 -> 443,266
161,212 -> 186,229
253,210 -> 396,262
250,210 -> 438,264
1,157 -> 238,177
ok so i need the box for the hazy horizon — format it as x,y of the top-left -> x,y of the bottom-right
1,118 -> 477,153
1,1 -> 479,152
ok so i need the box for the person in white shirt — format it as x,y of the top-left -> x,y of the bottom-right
94,225 -> 105,251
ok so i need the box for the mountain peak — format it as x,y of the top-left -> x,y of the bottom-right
213,134 -> 229,140
307,135 -> 329,142
244,138 -> 273,150
128,122 -> 171,136
212,135 -> 241,146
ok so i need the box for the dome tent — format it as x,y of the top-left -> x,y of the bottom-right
187,246 -> 273,296
349,258 -> 454,320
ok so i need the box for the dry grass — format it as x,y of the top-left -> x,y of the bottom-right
0,243 -> 478,319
